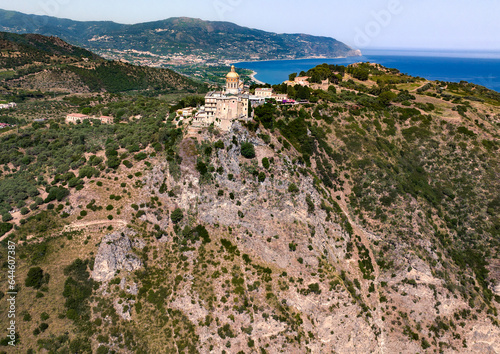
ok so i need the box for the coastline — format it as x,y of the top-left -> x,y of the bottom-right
234,54 -> 500,92
233,54 -> 360,65
237,54 -> 364,86
249,70 -> 265,85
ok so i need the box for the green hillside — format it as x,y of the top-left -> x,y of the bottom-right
0,32 -> 207,94
0,62 -> 498,353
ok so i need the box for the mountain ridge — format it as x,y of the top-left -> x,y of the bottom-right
0,9 -> 361,63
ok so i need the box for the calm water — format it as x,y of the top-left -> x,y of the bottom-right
235,50 -> 500,92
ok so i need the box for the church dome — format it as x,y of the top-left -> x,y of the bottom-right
226,65 -> 240,79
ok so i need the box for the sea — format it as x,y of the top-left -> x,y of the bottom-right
235,49 -> 500,92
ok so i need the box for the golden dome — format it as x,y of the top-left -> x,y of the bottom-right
226,65 -> 240,79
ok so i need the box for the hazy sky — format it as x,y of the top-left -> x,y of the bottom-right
0,0 -> 499,51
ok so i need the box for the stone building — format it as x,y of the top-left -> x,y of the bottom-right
254,87 -> 273,98
65,113 -> 114,124
193,66 -> 249,131
66,113 -> 89,123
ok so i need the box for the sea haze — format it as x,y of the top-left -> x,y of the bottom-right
235,50 -> 500,92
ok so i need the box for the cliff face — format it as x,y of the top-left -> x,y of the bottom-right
119,120 -> 497,353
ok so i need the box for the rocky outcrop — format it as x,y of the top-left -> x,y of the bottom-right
91,229 -> 143,282
113,298 -> 135,321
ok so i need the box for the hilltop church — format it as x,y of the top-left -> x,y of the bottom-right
193,66 -> 250,131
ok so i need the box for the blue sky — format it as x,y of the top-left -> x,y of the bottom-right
0,0 -> 499,51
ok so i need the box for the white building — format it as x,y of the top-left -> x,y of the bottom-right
177,107 -> 196,118
251,88 -> 289,103
0,102 -> 17,109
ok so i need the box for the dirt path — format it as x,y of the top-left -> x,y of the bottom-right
63,219 -> 128,232
0,229 -> 14,242
0,218 -> 128,244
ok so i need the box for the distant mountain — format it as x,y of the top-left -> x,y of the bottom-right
0,9 -> 361,62
0,31 -> 207,94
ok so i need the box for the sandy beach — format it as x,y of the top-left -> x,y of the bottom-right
249,70 -> 265,85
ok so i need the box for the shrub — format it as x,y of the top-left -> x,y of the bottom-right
1,213 -> 12,222
457,126 -> 476,137
25,267 -> 44,289
171,208 -> 184,224
240,142 -> 256,159
307,283 -> 321,294
196,161 -> 207,175
45,186 -> 70,202
193,224 -> 211,244
258,133 -> 271,144
305,195 -> 315,213
106,156 -> 121,169
262,157 -> 270,169
288,183 -> 299,193
134,152 -> 147,161
127,144 -> 140,153
214,140 -> 225,149
0,222 -> 12,238
421,338 -> 431,349
217,323 -> 235,339
97,346 -> 110,354
258,172 -> 266,182
62,259 -> 93,323
78,166 -> 98,179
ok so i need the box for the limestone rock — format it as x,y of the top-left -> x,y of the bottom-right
92,229 -> 142,282
113,298 -> 134,321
